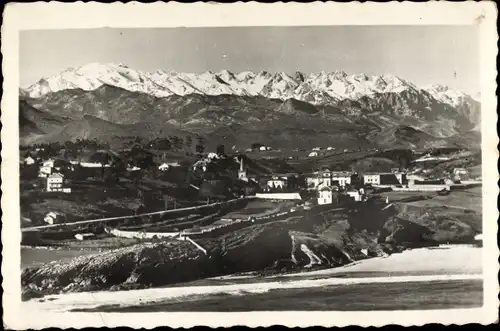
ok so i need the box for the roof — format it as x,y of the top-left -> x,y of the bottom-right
331,173 -> 353,177
48,172 -> 64,178
268,177 -> 286,181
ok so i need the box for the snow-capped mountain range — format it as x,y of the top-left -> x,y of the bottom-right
21,62 -> 477,107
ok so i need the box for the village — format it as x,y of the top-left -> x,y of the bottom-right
20,142 -> 479,229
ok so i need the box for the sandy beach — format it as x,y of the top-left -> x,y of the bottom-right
278,244 -> 482,277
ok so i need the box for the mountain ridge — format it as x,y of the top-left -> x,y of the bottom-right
22,63 -> 479,107
20,63 -> 481,150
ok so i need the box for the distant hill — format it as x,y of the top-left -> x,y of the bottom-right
445,130 -> 482,150
24,114 -> 196,149
19,100 -> 68,144
366,125 -> 452,150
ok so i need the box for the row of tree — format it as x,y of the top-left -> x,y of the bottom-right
147,136 -> 206,154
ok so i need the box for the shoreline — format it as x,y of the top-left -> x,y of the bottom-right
24,245 -> 483,312
25,273 -> 483,313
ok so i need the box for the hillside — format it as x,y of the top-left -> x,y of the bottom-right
19,100 -> 69,144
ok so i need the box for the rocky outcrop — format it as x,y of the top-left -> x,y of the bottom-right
22,240 -> 213,300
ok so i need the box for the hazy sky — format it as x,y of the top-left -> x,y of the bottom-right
20,26 -> 479,95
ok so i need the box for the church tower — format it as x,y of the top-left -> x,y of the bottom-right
238,157 -> 248,182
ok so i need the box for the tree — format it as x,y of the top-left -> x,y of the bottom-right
216,144 -> 225,156
151,138 -> 172,151
185,135 -> 193,150
195,137 -> 205,155
170,136 -> 183,151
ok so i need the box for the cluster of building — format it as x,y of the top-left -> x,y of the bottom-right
306,170 -> 356,189
39,170 -> 71,193
26,158 -> 73,193
304,169 -> 364,205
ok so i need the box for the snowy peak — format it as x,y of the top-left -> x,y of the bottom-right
423,84 -> 471,107
24,62 -> 175,98
22,63 -> 477,110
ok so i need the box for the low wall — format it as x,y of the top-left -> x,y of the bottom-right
255,193 -> 302,200
392,185 -> 449,192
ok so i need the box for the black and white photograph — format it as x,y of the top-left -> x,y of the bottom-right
2,2 -> 498,328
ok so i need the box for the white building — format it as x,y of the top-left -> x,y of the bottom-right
318,186 -> 338,205
238,157 -> 248,182
80,162 -> 111,168
331,171 -> 353,187
308,151 -> 319,158
207,152 -> 220,159
127,166 -> 141,172
158,163 -> 170,171
38,166 -> 52,178
267,176 -> 287,189
46,173 -> 65,192
346,189 -> 363,202
24,156 -> 35,165
453,168 -> 469,180
327,147 -> 335,151
307,170 -> 354,190
42,159 -> 55,168
44,212 -> 59,225
363,174 -> 381,185
363,172 -> 407,186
